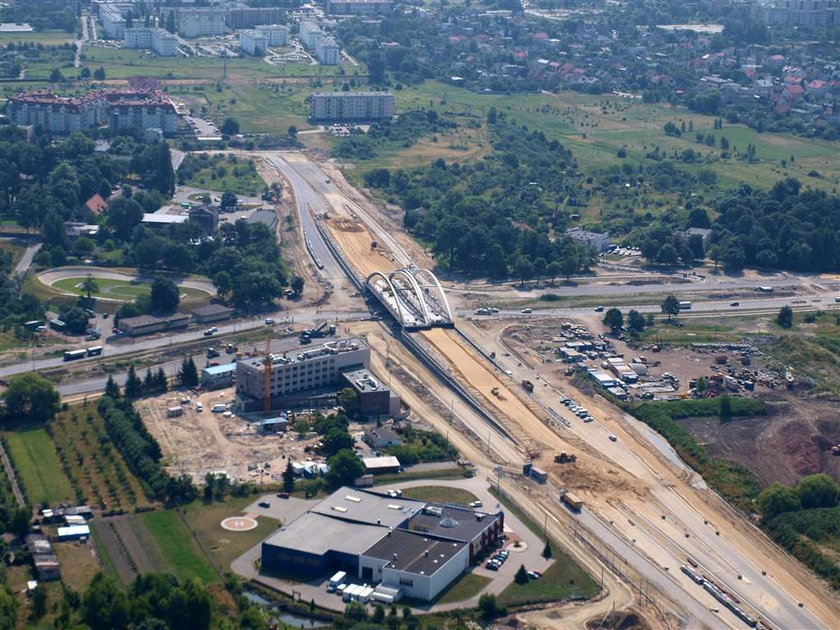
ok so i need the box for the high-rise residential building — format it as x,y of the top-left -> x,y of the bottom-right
299,20 -> 323,50
762,0 -> 839,26
100,3 -> 127,39
239,29 -> 268,56
325,0 -> 394,15
124,27 -> 178,56
315,36 -> 340,65
255,24 -> 289,47
309,92 -> 395,122
226,7 -> 284,29
167,7 -> 227,38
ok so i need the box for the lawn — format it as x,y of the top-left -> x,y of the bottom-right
46,274 -> 211,304
3,428 -> 74,505
142,510 -> 218,583
182,497 -> 280,569
53,541 -> 101,593
497,555 -> 599,607
401,485 -> 479,506
0,30 -> 74,45
436,572 -> 490,604
178,153 -> 265,196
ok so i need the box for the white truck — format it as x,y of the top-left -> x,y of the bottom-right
327,571 -> 347,593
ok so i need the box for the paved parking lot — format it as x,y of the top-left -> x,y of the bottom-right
243,494 -> 312,525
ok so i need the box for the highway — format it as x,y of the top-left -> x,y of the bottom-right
0,309 -> 370,379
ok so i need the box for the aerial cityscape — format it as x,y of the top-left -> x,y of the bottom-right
0,0 -> 838,629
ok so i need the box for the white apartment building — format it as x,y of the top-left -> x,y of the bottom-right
100,4 -> 127,39
124,27 -> 178,56
316,36 -> 340,65
255,24 -> 289,47
325,0 -> 394,15
309,92 -> 395,122
299,20 -> 323,50
239,29 -> 268,56
176,7 -> 227,38
235,338 -> 369,401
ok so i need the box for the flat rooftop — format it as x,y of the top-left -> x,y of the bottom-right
310,488 -> 422,529
240,338 -> 366,370
263,512 -> 386,557
404,504 -> 496,542
364,530 -> 466,576
342,367 -> 388,392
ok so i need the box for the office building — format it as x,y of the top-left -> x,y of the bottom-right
124,27 -> 178,56
261,487 -> 503,601
227,7 -> 284,28
236,337 -> 369,402
309,92 -> 395,122
325,0 -> 394,15
239,29 -> 268,56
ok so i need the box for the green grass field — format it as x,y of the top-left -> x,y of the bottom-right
142,510 -> 218,583
436,573 -> 490,604
3,428 -> 74,505
50,276 -> 211,302
178,154 -> 264,196
497,554 -> 599,607
401,485 -> 479,506
0,30 -> 74,45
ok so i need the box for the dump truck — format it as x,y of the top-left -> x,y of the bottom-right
560,490 -> 583,511
521,380 -> 534,392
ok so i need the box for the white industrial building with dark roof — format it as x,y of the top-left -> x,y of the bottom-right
260,487 -> 504,601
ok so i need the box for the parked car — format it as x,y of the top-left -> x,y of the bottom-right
486,561 -> 500,571
608,434 -> 618,442
258,501 -> 270,508
730,302 -> 740,307
277,492 -> 289,499
594,305 -> 604,312
470,500 -> 483,508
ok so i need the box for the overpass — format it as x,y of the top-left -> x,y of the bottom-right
366,267 -> 454,330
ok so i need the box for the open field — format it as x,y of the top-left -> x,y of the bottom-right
50,403 -> 154,513
183,497 -> 280,569
401,485 -> 479,505
2,428 -> 74,505
0,30 -> 74,45
51,276 -> 209,302
142,510 -> 218,583
53,540 -> 101,593
178,153 -> 264,196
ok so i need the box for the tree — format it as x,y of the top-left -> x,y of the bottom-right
287,125 -> 298,139
719,394 -> 732,421
776,306 -> 793,329
150,277 -> 180,314
542,539 -> 552,559
283,460 -> 295,493
660,295 -> 681,320
627,309 -> 645,333
124,366 -> 142,399
220,191 -> 238,213
293,418 -> 310,437
478,593 -> 505,619
338,387 -> 360,419
106,197 -> 143,240
82,274 -> 99,300
178,356 -> 198,388
1,372 -> 60,425
213,271 -> 233,299
93,67 -> 106,81
515,564 -> 530,584
603,308 -> 623,334
291,275 -> 304,296
325,449 -> 364,489
514,255 -> 535,285
757,483 -> 800,519
368,51 -> 385,84
322,428 -> 355,458
220,118 -> 240,136
80,67 -> 91,79
62,306 -> 90,334
104,375 -> 120,399
49,68 -> 64,82
797,474 -> 839,509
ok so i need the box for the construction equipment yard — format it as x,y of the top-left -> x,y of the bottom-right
264,151 -> 840,629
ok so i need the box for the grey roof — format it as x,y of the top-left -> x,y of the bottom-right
247,209 -> 278,228
263,512 -> 386,557
120,312 -> 189,328
404,504 -> 497,543
310,488 -> 421,528
192,303 -> 232,317
363,529 -> 466,576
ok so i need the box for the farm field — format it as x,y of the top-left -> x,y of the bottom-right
2,428 -> 74,505
49,403 -> 154,513
92,510 -> 217,585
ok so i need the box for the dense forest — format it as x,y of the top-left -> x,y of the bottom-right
364,113 -> 596,278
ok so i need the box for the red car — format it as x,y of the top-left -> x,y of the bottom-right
277,492 -> 290,499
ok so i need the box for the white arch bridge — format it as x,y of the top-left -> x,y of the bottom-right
366,268 -> 454,330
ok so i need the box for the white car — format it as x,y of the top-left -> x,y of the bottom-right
521,308 -> 532,314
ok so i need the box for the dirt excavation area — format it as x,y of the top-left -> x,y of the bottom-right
135,388 -> 320,484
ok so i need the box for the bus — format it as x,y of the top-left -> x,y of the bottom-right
678,301 -> 692,310
63,349 -> 87,361
86,346 -> 103,357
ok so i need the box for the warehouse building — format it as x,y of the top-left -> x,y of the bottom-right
124,27 -> 178,57
309,92 -> 395,122
261,487 -> 503,600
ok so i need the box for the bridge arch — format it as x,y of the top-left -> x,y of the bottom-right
413,268 -> 453,323
389,268 -> 432,327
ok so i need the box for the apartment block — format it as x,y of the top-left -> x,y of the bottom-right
256,24 -> 289,47
124,27 -> 178,56
325,0 -> 394,15
309,92 -> 395,122
175,7 -> 227,38
299,20 -> 323,50
226,7 -> 284,29
239,29 -> 268,56
100,3 -> 127,39
316,36 -> 340,65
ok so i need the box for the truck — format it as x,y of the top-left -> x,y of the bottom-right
299,322 -> 336,343
560,490 -> 583,511
327,571 -> 347,592
529,466 -> 548,483
521,380 -> 534,393
678,301 -> 692,310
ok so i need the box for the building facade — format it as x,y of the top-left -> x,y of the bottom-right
256,24 -> 289,47
226,7 -> 284,28
124,27 -> 178,56
315,36 -> 340,65
7,90 -> 177,135
309,92 -> 395,122
299,20 -> 323,50
565,226 -> 612,252
175,8 -> 227,38
100,3 -> 127,39
236,338 -> 369,401
325,0 -> 394,15
239,29 -> 268,56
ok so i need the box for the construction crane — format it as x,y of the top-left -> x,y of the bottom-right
263,338 -> 272,412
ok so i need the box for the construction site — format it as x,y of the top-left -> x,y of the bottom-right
253,151 -> 840,630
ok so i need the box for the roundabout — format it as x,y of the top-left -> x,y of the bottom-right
220,516 -> 259,532
37,266 -> 216,303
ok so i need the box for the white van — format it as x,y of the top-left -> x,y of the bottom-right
195,402 -> 203,412
211,403 -> 227,413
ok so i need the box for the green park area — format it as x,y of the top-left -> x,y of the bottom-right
49,275 -> 211,303
0,30 -> 74,45
401,485 -> 479,505
178,153 -> 264,196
